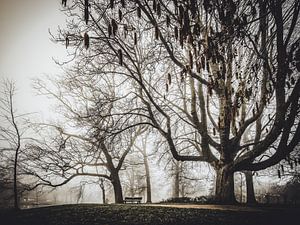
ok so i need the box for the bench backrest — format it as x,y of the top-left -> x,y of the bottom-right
125,197 -> 142,200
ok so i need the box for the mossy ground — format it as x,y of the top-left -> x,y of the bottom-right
0,204 -> 299,225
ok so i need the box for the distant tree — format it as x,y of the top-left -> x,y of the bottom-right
0,80 -> 24,209
98,178 -> 109,204
133,133 -> 153,203
25,75 -> 145,203
56,0 -> 300,203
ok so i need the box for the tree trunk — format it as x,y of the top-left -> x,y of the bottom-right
143,154 -> 152,203
111,172 -> 123,203
173,161 -> 180,198
13,148 -> 19,210
244,171 -> 257,204
101,187 -> 106,204
99,179 -> 106,204
215,166 -> 237,204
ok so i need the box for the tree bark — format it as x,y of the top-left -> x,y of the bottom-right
244,171 -> 257,204
99,179 -> 106,204
173,161 -> 180,198
215,166 -> 237,204
101,187 -> 106,204
111,172 -> 123,203
143,154 -> 152,203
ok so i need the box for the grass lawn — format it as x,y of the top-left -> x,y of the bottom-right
0,204 -> 299,225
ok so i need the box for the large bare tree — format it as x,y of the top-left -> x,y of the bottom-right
56,0 -> 300,203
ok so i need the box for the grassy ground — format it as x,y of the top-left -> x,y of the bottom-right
0,204 -> 299,225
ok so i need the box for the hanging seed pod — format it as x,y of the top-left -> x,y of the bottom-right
281,164 -> 284,173
84,0 -> 89,25
196,62 -> 201,73
62,0 -> 67,7
137,6 -> 142,18
134,32 -> 137,45
166,83 -> 169,92
118,49 -> 123,66
180,71 -> 185,83
252,108 -> 255,116
277,169 -> 281,178
206,61 -> 210,73
200,56 -> 205,69
193,23 -> 200,36
179,5 -> 184,24
65,36 -> 69,49
110,0 -> 114,9
168,73 -> 171,85
111,19 -> 118,36
189,51 -> 193,69
174,26 -> 178,40
266,128 -> 268,133
187,34 -> 193,44
153,0 -> 157,12
256,102 -> 259,111
166,15 -> 170,27
173,0 -> 178,8
190,0 -> 197,18
155,26 -> 159,40
179,29 -> 184,48
121,0 -> 125,8
157,3 -> 161,17
119,9 -> 122,21
84,32 -> 89,49
186,65 -> 191,74
123,24 -> 128,38
182,9 -> 190,36
108,23 -> 112,37
213,128 -> 216,136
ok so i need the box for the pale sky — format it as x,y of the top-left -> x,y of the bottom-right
0,0 -> 67,118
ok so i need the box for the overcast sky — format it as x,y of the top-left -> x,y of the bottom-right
0,0 -> 67,118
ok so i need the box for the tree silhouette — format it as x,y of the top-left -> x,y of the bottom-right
57,0 -> 300,203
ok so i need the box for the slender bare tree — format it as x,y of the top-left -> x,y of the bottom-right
0,80 -> 24,209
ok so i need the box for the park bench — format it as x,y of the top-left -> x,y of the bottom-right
124,197 -> 142,204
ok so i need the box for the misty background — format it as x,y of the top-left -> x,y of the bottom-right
0,0 -> 296,206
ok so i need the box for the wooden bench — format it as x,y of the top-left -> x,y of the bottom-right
124,197 -> 142,204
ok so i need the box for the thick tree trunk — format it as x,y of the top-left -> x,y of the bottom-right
143,154 -> 152,203
111,172 -> 123,203
244,171 -> 257,204
215,166 -> 237,204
